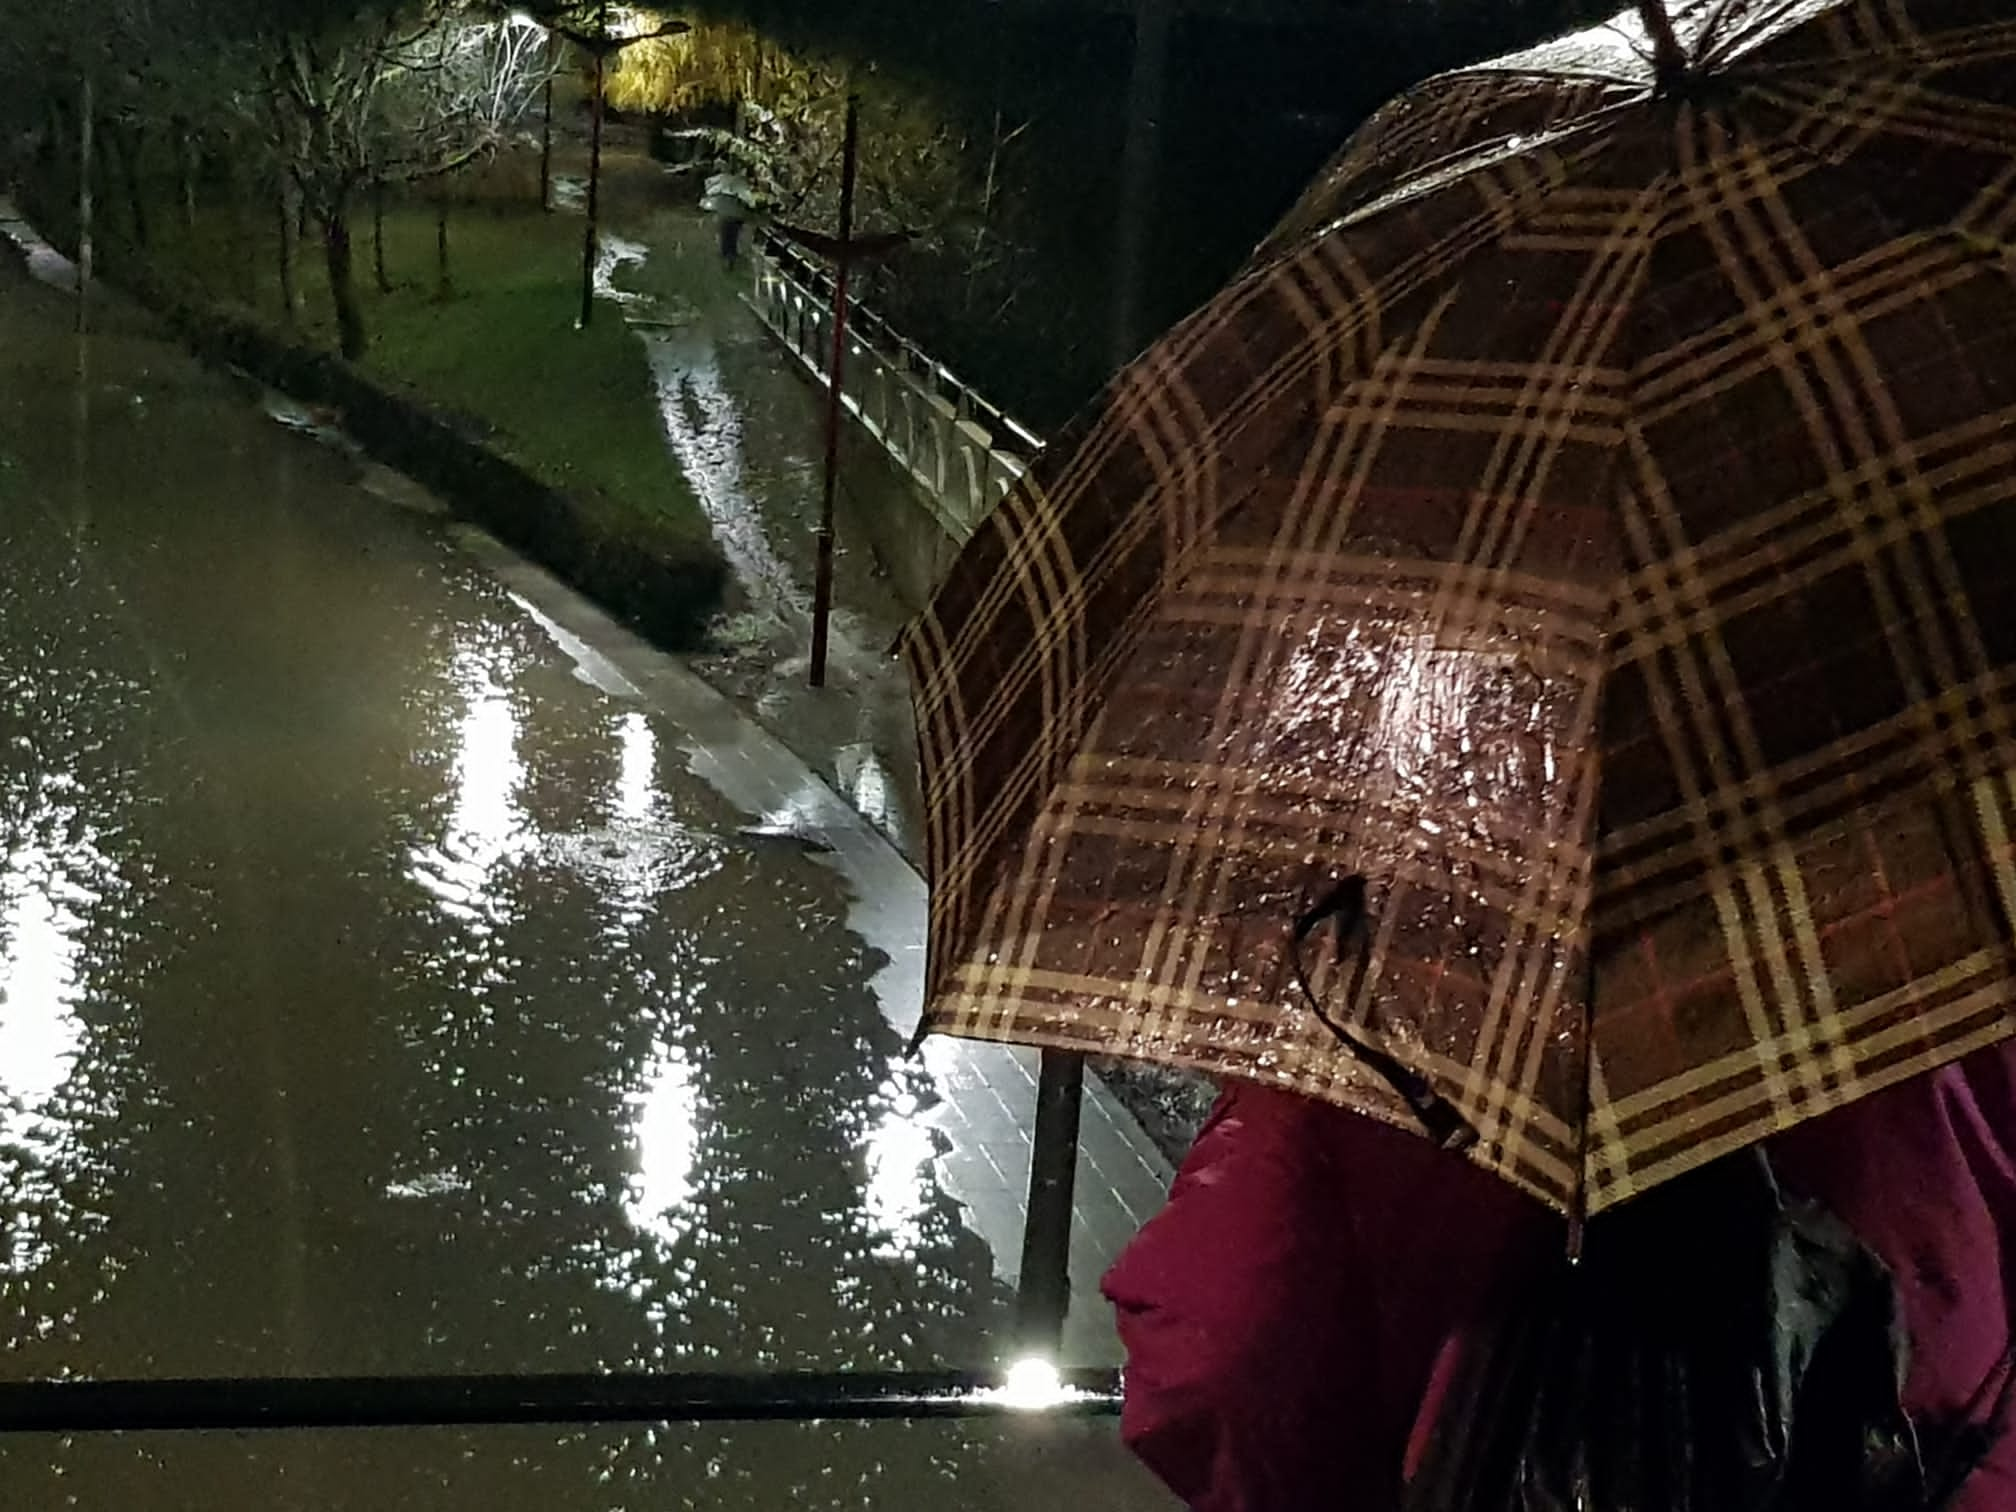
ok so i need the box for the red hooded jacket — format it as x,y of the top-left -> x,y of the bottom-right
1103,1042 -> 2016,1511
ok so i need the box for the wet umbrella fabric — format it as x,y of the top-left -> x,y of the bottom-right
701,171 -> 758,222
901,0 -> 2016,1220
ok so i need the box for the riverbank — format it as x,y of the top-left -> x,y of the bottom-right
13,167 -> 730,650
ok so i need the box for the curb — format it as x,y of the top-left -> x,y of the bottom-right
2,194 -> 729,655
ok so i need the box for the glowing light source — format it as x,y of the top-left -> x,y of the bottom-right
998,1356 -> 1070,1412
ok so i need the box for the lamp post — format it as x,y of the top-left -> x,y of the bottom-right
1109,0 -> 1172,371
807,95 -> 860,691
77,70 -> 94,336
580,1 -> 607,328
508,5 -> 690,326
767,111 -> 909,691
548,3 -> 690,330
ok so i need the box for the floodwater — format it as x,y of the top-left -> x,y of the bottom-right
0,252 -> 1166,1505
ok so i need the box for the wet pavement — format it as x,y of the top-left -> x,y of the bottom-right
582,156 -> 1219,1170
0,234 -> 1174,1506
583,154 -> 935,865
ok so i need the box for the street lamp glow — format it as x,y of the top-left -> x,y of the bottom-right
999,1356 -> 1070,1412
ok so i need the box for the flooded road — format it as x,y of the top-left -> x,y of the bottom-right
0,251 -> 1168,1506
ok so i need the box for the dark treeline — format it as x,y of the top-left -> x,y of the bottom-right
680,0 -> 1617,424
0,0 -> 1621,422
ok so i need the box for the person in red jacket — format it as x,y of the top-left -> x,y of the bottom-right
1103,1042 -> 2016,1511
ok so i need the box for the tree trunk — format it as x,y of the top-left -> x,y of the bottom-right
372,176 -> 392,293
178,132 -> 198,235
114,123 -> 149,249
579,46 -> 605,329
969,107 -> 1005,311
76,76 -> 93,337
434,184 -> 451,302
539,74 -> 554,212
228,165 -> 254,302
324,203 -> 366,361
276,184 -> 301,324
39,95 -> 65,191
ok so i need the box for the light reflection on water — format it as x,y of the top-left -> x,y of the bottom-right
0,821 -> 107,1275
623,1039 -> 702,1252
0,846 -> 90,1140
409,645 -> 531,927
860,1082 -> 937,1264
615,710 -> 656,825
643,337 -> 806,626
0,517 -> 131,1287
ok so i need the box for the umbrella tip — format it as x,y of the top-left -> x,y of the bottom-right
1636,0 -> 1690,89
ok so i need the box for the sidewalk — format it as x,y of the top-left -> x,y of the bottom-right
572,150 -> 1177,1363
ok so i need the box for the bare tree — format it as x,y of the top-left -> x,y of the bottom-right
371,9 -> 556,299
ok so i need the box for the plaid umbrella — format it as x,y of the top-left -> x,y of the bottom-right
901,0 -> 2016,1223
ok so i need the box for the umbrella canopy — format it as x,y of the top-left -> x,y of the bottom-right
702,171 -> 759,219
901,0 -> 2016,1221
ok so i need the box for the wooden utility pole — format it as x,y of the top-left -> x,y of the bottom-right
807,94 -> 861,691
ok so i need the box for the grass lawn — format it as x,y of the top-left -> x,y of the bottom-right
148,189 -> 714,562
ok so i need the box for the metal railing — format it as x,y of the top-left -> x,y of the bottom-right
747,233 -> 1095,1361
747,231 -> 1042,544
0,1369 -> 1122,1434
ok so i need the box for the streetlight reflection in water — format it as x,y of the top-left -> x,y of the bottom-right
0,796 -> 113,1276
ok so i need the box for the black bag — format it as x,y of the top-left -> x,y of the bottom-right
1402,1151 -> 1937,1512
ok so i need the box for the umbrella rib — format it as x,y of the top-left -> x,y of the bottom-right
1263,102 -> 1646,280
1695,0 -> 1749,65
1636,0 -> 1691,88
1290,879 -> 1477,1153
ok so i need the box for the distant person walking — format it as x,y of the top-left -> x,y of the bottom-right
718,212 -> 745,270
702,166 -> 756,272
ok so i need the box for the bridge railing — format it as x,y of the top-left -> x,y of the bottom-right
747,231 -> 1042,545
